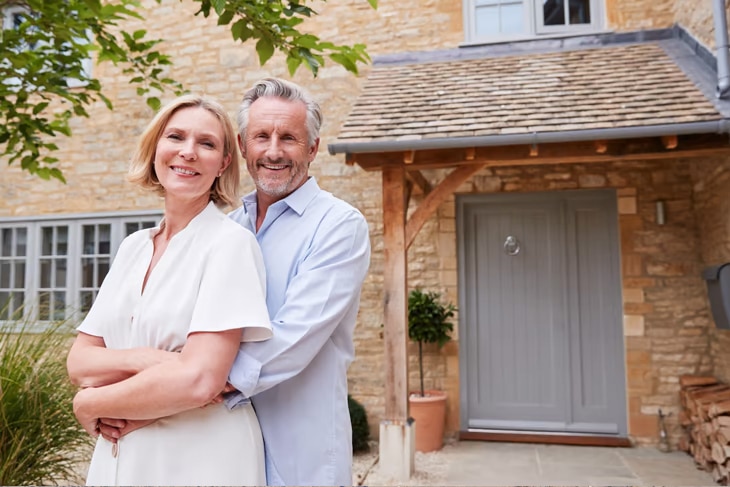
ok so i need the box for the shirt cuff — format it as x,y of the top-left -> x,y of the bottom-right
223,391 -> 250,410
227,348 -> 263,406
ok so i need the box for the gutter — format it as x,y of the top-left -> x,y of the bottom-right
714,0 -> 730,98
328,120 -> 730,155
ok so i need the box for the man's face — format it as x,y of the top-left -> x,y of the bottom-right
240,97 -> 319,204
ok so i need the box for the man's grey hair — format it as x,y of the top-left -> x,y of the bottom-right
237,78 -> 323,147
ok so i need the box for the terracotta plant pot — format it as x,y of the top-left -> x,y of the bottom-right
408,390 -> 447,452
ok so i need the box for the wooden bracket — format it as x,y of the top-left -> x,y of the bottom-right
345,154 -> 356,166
404,150 -> 415,164
595,140 -> 608,154
661,135 -> 678,150
465,147 -> 476,161
529,143 -> 539,157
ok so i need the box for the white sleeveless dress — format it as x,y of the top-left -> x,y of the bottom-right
78,203 -> 271,486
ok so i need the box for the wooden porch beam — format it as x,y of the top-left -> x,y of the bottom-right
381,165 -> 409,421
405,164 -> 487,250
348,133 -> 730,171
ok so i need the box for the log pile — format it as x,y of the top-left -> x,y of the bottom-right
679,375 -> 730,485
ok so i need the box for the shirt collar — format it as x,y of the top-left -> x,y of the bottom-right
242,177 -> 320,217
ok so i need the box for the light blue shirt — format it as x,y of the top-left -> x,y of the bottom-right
227,177 -> 371,486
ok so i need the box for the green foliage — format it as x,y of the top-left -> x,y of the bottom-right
348,394 -> 370,453
0,319 -> 91,485
1,0 -> 375,182
408,289 -> 456,397
197,0 -> 373,76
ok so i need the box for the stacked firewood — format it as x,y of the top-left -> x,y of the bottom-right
679,375 -> 730,485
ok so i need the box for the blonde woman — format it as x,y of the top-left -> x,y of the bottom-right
66,94 -> 271,486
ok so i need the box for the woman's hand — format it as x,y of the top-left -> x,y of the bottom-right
73,388 -> 101,437
97,418 -> 157,443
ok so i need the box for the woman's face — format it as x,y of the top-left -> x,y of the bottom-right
154,106 -> 230,204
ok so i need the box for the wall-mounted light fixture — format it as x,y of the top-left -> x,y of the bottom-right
656,200 -> 666,226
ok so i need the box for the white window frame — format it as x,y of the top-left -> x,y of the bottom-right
463,0 -> 604,44
0,210 -> 162,325
2,4 -> 93,89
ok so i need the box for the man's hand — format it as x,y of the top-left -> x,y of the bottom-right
97,418 -> 157,443
208,382 -> 238,406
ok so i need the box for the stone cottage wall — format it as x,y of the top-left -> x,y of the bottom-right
690,158 -> 730,386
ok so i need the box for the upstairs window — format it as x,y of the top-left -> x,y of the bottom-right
1,4 -> 92,88
464,0 -> 603,43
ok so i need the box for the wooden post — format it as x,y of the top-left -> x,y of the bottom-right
379,165 -> 414,479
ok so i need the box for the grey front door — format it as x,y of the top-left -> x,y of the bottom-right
457,190 -> 627,436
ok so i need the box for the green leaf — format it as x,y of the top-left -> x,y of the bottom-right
231,19 -> 253,41
32,103 -> 50,115
146,96 -> 161,111
211,0 -> 227,15
217,9 -> 234,25
255,36 -> 275,65
286,54 -> 303,76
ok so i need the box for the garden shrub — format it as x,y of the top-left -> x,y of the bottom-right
348,394 -> 370,452
0,319 -> 91,485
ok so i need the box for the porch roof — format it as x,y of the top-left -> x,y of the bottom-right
328,32 -> 730,164
340,29 -> 730,475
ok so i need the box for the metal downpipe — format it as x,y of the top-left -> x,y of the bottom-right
714,0 -> 730,98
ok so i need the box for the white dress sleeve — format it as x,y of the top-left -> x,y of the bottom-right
189,224 -> 272,343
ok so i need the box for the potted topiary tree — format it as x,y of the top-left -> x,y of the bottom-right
407,288 -> 456,452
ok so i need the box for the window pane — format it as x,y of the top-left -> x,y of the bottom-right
55,258 -> 66,287
476,1 -> 525,36
543,0 -> 590,26
53,291 -> 66,320
14,262 -> 25,288
39,291 -> 50,320
125,222 -> 138,236
475,5 -> 501,36
569,0 -> 590,24
98,224 -> 111,254
1,229 -> 11,256
80,291 -> 94,313
97,257 -> 110,287
40,259 -> 51,288
502,3 -> 524,34
16,228 -> 26,256
83,225 -> 95,255
0,262 -> 10,288
41,227 -> 53,255
81,257 -> 94,287
141,221 -> 155,230
11,292 -> 24,318
0,292 -> 8,320
56,226 -> 68,255
543,0 -> 565,25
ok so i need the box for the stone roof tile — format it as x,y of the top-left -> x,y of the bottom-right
335,43 -> 722,143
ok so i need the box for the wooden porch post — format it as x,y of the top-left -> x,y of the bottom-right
378,164 -> 415,479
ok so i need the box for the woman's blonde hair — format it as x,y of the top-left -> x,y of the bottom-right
128,94 -> 240,208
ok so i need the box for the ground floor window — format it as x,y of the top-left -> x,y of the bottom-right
0,210 -> 162,323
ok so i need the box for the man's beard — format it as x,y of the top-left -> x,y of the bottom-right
253,157 -> 302,198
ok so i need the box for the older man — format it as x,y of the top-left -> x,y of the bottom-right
226,78 -> 371,486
